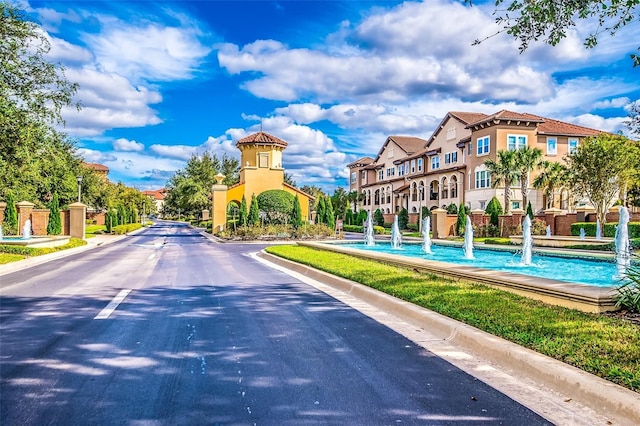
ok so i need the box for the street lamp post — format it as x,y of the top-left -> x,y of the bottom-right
76,175 -> 83,203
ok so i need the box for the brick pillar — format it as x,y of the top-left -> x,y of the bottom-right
211,173 -> 228,234
69,202 -> 87,239
16,201 -> 35,237
471,209 -> 484,227
544,208 -> 563,235
575,206 -> 595,222
0,201 -> 5,224
431,208 -> 448,239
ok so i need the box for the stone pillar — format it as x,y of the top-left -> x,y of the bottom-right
211,173 -> 228,234
0,201 -> 6,224
69,202 -> 87,239
544,208 -> 563,235
16,201 -> 35,237
431,208 -> 448,239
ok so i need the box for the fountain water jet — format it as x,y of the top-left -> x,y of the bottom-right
580,228 -> 586,239
0,224 -> 3,241
545,225 -> 551,238
596,219 -> 602,240
422,216 -> 432,254
22,219 -> 32,240
364,211 -> 375,246
615,206 -> 631,277
390,215 -> 402,249
521,216 -> 533,265
463,216 -> 474,259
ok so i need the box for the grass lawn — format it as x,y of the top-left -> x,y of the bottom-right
0,253 -> 26,264
85,224 -> 107,238
0,238 -> 87,259
265,244 -> 640,393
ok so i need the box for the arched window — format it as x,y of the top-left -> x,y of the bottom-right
380,187 -> 385,204
386,186 -> 392,204
361,190 -> 367,206
374,189 -> 380,205
450,175 -> 458,198
411,206 -> 417,213
419,181 -> 425,201
411,182 -> 418,201
474,166 -> 490,189
441,177 -> 449,199
429,180 -> 439,200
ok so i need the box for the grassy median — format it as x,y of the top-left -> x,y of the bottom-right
265,244 -> 640,393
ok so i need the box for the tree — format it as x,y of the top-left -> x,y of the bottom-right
315,196 -> 326,225
565,134 -> 635,234
533,160 -> 569,209
46,193 -> 62,235
284,172 -> 297,187
526,201 -> 534,219
256,190 -> 294,224
239,195 -> 248,227
374,208 -> 384,227
485,150 -> 519,214
485,196 -> 503,227
2,191 -> 17,233
514,146 -> 544,211
291,194 -> 302,228
248,194 -> 260,226
456,203 -> 467,236
330,187 -> 349,221
446,203 -> 458,214
300,185 -> 325,216
347,191 -> 360,213
398,208 -> 409,230
469,0 -> 640,67
324,197 -> 336,229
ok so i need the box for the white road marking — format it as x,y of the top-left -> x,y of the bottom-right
148,252 -> 156,260
94,289 -> 131,320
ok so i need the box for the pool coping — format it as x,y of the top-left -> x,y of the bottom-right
297,240 -> 619,313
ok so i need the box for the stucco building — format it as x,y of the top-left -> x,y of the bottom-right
210,131 -> 314,232
348,110 -> 602,220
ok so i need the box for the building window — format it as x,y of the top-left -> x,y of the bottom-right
451,176 -> 458,198
431,156 -> 440,170
547,137 -> 557,155
477,136 -> 490,156
569,138 -> 578,154
378,170 -> 384,181
475,169 -> 490,188
398,164 -> 404,176
386,167 -> 395,177
417,158 -> 423,171
411,160 -> 416,173
351,172 -> 357,184
512,201 -> 521,210
451,152 -> 457,163
507,134 -> 527,151
361,170 -> 366,181
374,189 -> 380,205
259,153 -> 269,168
444,153 -> 451,164
441,177 -> 448,199
468,143 -> 473,156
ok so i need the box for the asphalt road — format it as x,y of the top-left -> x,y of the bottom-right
0,222 -> 551,425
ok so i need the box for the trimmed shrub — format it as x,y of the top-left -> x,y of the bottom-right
2,192 -> 17,234
46,193 -> 62,235
257,190 -> 295,224
456,203 -> 466,236
570,222 -> 640,238
113,223 -> 142,235
291,195 -> 303,228
374,209 -> 384,227
531,218 -> 547,235
446,203 -> 458,214
398,208 -> 409,230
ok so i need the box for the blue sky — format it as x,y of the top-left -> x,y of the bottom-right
24,0 -> 640,192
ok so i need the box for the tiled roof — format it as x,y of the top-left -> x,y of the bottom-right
467,109 -> 545,127
388,136 -> 427,154
142,189 -> 167,200
236,131 -> 288,148
537,117 -> 602,137
449,111 -> 490,125
84,162 -> 109,173
347,156 -> 374,167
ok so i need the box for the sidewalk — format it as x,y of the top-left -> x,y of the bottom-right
0,233 -> 128,277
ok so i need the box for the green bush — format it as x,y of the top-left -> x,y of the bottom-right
113,223 -> 142,235
46,193 -> 62,235
374,209 -> 384,227
373,225 -> 386,235
344,224 -> 363,233
446,203 -> 458,214
0,238 -> 86,256
407,223 -> 418,231
617,257 -> 640,312
570,222 -> 640,238
223,224 -> 334,240
483,237 -> 513,245
257,190 -> 295,224
531,218 -> 547,235
398,208 -> 409,229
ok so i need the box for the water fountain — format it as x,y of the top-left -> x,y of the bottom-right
364,211 -> 375,246
596,219 -> 602,240
0,224 -> 3,241
545,225 -> 551,238
521,216 -> 533,265
390,215 -> 402,249
463,215 -> 474,259
422,216 -> 432,254
22,219 -> 32,240
580,228 -> 586,239
615,206 -> 631,277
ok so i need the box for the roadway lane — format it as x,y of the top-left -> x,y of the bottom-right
0,222 -> 551,424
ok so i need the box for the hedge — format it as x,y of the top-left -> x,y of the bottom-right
343,224 -> 386,234
113,223 -> 142,235
570,222 -> 640,238
0,238 -> 87,256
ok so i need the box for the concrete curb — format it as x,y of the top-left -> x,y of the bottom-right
258,251 -> 640,425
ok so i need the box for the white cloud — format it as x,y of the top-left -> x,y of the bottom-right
592,97 -> 631,110
83,16 -> 211,82
149,144 -> 198,161
113,138 -> 144,152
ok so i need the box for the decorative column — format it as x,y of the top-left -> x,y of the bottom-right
16,201 -> 35,237
431,208 -> 448,239
69,202 -> 87,239
211,173 -> 228,234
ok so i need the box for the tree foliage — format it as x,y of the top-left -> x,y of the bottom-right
469,0 -> 640,66
324,196 -> 336,229
315,196 -> 326,225
257,190 -> 295,224
485,196 -> 503,227
398,208 -> 409,230
566,134 -> 638,231
165,152 -> 239,218
485,150 -> 519,214
248,194 -> 260,226
291,194 -> 303,228
514,146 -> 544,210
330,187 -> 348,221
46,193 -> 62,235
239,195 -> 248,227
456,203 -> 467,236
374,208 -> 385,227
2,191 -> 17,234
533,160 -> 569,209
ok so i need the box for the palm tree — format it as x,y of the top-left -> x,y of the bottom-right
515,146 -> 544,211
533,161 -> 568,209
484,150 -> 519,214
